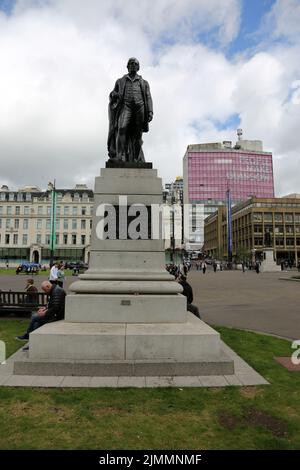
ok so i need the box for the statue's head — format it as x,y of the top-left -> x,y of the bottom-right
127,57 -> 140,73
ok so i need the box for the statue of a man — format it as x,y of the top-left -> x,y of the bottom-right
264,229 -> 272,247
107,58 -> 153,163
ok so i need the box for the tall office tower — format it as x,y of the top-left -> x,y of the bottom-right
183,132 -> 274,250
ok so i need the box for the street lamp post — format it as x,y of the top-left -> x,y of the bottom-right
226,188 -> 233,264
48,180 -> 57,267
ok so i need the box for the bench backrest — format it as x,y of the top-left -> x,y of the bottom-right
0,291 -> 48,307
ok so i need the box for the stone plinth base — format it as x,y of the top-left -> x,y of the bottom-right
15,167 -> 235,379
14,315 -> 234,376
261,248 -> 281,272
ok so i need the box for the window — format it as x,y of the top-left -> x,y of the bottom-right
63,233 -> 68,245
47,206 -> 51,216
0,206 -> 2,214
72,234 -> 77,245
55,234 -> 59,245
56,206 -> 61,215
254,225 -> 263,233
14,219 -> 19,229
285,225 -> 294,234
81,207 -> 86,215
23,219 -> 29,230
37,219 -> 42,230
274,225 -> 283,234
7,206 -> 12,215
285,213 -> 293,223
72,206 -> 78,216
5,234 -> 10,244
64,206 -> 69,216
6,219 -> 11,229
81,219 -> 86,230
36,234 -> 42,244
63,219 -> 68,230
45,234 -> 50,245
274,213 -> 283,222
13,234 -> 18,245
38,206 -> 43,215
56,219 -> 60,229
72,219 -> 77,230
24,206 -> 30,215
15,206 -> 20,215
81,235 -> 86,245
22,234 -> 28,245
263,212 -> 272,222
253,212 -> 262,222
90,220 -> 92,229
46,219 -> 51,230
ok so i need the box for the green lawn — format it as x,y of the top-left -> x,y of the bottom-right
0,319 -> 300,450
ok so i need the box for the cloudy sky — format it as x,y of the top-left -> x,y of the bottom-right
0,0 -> 300,195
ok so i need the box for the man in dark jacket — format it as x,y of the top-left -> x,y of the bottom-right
178,275 -> 201,319
16,281 -> 66,341
107,57 -> 153,162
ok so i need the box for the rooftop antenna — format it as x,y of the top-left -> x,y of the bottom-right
237,128 -> 243,141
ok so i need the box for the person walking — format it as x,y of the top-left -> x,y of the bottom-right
57,261 -> 65,288
49,262 -> 59,285
202,261 -> 207,274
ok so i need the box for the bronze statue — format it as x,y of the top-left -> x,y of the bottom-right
264,229 -> 272,247
107,58 -> 153,163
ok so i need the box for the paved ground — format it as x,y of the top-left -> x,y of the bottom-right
189,268 -> 300,340
1,268 -> 299,339
0,340 -> 268,388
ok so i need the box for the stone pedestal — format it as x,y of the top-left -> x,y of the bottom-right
260,248 -> 281,272
14,167 -> 234,377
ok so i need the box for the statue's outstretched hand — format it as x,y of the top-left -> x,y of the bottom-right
148,111 -> 153,122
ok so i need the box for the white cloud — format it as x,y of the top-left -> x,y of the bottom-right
263,0 -> 300,42
0,0 -> 299,198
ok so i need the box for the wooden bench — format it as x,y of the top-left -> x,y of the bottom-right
0,291 -> 48,316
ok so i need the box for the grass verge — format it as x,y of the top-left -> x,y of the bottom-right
0,320 -> 299,449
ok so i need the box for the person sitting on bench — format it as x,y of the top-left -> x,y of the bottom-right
16,281 -> 66,341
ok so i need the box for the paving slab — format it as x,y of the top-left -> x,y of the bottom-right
236,373 -> 269,386
60,376 -> 92,387
3,375 -> 36,386
117,376 -> 146,387
31,376 -> 65,387
90,377 -> 118,387
199,375 -> 228,387
224,374 -> 243,386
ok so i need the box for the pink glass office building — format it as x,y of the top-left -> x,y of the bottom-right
183,141 -> 275,249
185,147 -> 274,203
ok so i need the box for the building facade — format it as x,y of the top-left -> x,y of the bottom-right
0,184 -> 93,266
204,196 -> 300,264
0,181 -> 180,267
183,135 -> 275,250
163,177 -> 184,263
